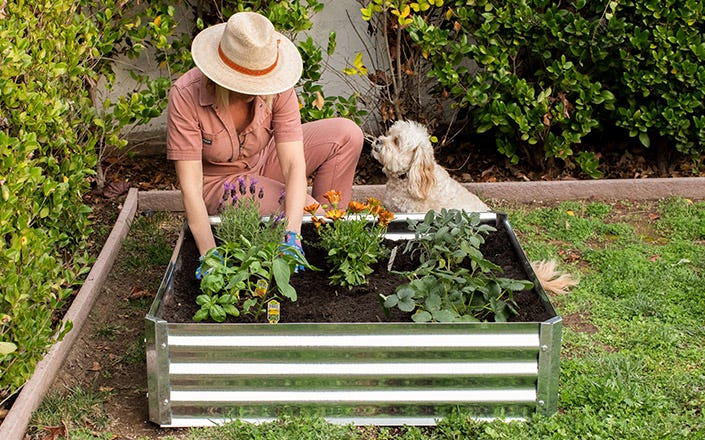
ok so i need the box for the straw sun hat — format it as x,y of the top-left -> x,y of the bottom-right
191,12 -> 303,95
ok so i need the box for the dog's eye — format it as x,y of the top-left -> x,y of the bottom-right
393,136 -> 400,147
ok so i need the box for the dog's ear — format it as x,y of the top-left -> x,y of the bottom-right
407,139 -> 437,199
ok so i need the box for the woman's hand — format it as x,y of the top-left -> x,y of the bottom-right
281,230 -> 305,273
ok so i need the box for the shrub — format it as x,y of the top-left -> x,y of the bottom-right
0,0 -> 97,397
404,1 -> 616,177
354,0 -> 704,176
0,0 -> 175,399
607,1 -> 705,157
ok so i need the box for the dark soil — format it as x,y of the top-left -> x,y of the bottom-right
159,221 -> 554,325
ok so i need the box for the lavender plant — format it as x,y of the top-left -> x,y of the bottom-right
215,177 -> 284,248
195,179 -> 313,322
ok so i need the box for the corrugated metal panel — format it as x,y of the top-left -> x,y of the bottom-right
146,213 -> 562,427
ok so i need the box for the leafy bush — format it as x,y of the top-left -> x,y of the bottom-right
607,1 -> 705,156
354,0 -> 704,176
0,0 -> 98,397
0,0 -> 176,399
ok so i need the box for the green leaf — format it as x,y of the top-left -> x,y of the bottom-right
209,304 -> 226,322
382,294 -> 398,308
195,294 -> 211,306
222,304 -> 240,317
0,342 -> 17,355
433,310 -> 457,322
217,294 -> 236,305
412,311 -> 433,322
193,308 -> 209,322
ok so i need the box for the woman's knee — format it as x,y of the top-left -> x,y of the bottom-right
337,117 -> 364,152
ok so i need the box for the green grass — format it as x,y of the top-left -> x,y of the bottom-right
31,198 -> 705,439
119,211 -> 180,270
29,386 -> 113,439
92,323 -> 127,341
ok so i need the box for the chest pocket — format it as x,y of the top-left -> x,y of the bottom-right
239,126 -> 274,159
200,127 -> 235,163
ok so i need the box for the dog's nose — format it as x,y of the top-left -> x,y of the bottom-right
371,139 -> 380,151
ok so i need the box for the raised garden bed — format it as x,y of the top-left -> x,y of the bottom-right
145,213 -> 562,427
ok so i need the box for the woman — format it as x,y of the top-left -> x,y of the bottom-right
166,12 -> 363,261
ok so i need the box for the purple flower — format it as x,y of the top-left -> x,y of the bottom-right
249,178 -> 258,195
222,181 -> 231,201
238,177 -> 246,195
258,187 -> 264,199
271,212 -> 285,226
278,190 -> 286,204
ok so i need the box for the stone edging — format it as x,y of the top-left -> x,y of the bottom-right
139,177 -> 705,212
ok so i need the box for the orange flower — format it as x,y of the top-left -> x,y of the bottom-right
378,210 -> 395,227
347,200 -> 367,213
304,203 -> 320,215
322,189 -> 342,206
325,208 -> 346,221
367,197 -> 384,215
312,216 -> 324,229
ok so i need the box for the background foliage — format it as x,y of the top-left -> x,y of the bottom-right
0,0 -> 173,400
1,0 -> 97,399
355,0 -> 704,177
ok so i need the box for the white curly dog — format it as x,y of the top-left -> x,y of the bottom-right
371,120 -> 577,295
371,120 -> 489,213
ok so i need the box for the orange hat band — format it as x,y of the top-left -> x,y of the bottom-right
218,41 -> 280,77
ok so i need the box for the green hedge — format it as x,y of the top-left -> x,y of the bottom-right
0,0 -> 99,397
0,0 -> 173,398
360,0 -> 704,177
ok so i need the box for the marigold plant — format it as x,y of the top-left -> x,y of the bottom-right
305,190 -> 394,288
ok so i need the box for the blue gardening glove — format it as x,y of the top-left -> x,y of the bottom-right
281,230 -> 305,273
196,249 -> 223,280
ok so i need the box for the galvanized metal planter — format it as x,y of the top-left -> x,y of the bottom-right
145,213 -> 561,427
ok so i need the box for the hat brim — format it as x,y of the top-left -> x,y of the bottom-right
192,23 -> 303,95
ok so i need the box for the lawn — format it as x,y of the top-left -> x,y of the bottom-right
30,197 -> 705,439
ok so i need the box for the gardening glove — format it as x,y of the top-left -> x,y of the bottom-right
196,249 -> 223,280
281,230 -> 305,273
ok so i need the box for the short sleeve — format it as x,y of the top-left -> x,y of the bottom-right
271,88 -> 303,144
166,84 -> 203,161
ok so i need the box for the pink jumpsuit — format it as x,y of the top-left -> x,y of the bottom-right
166,68 -> 363,214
